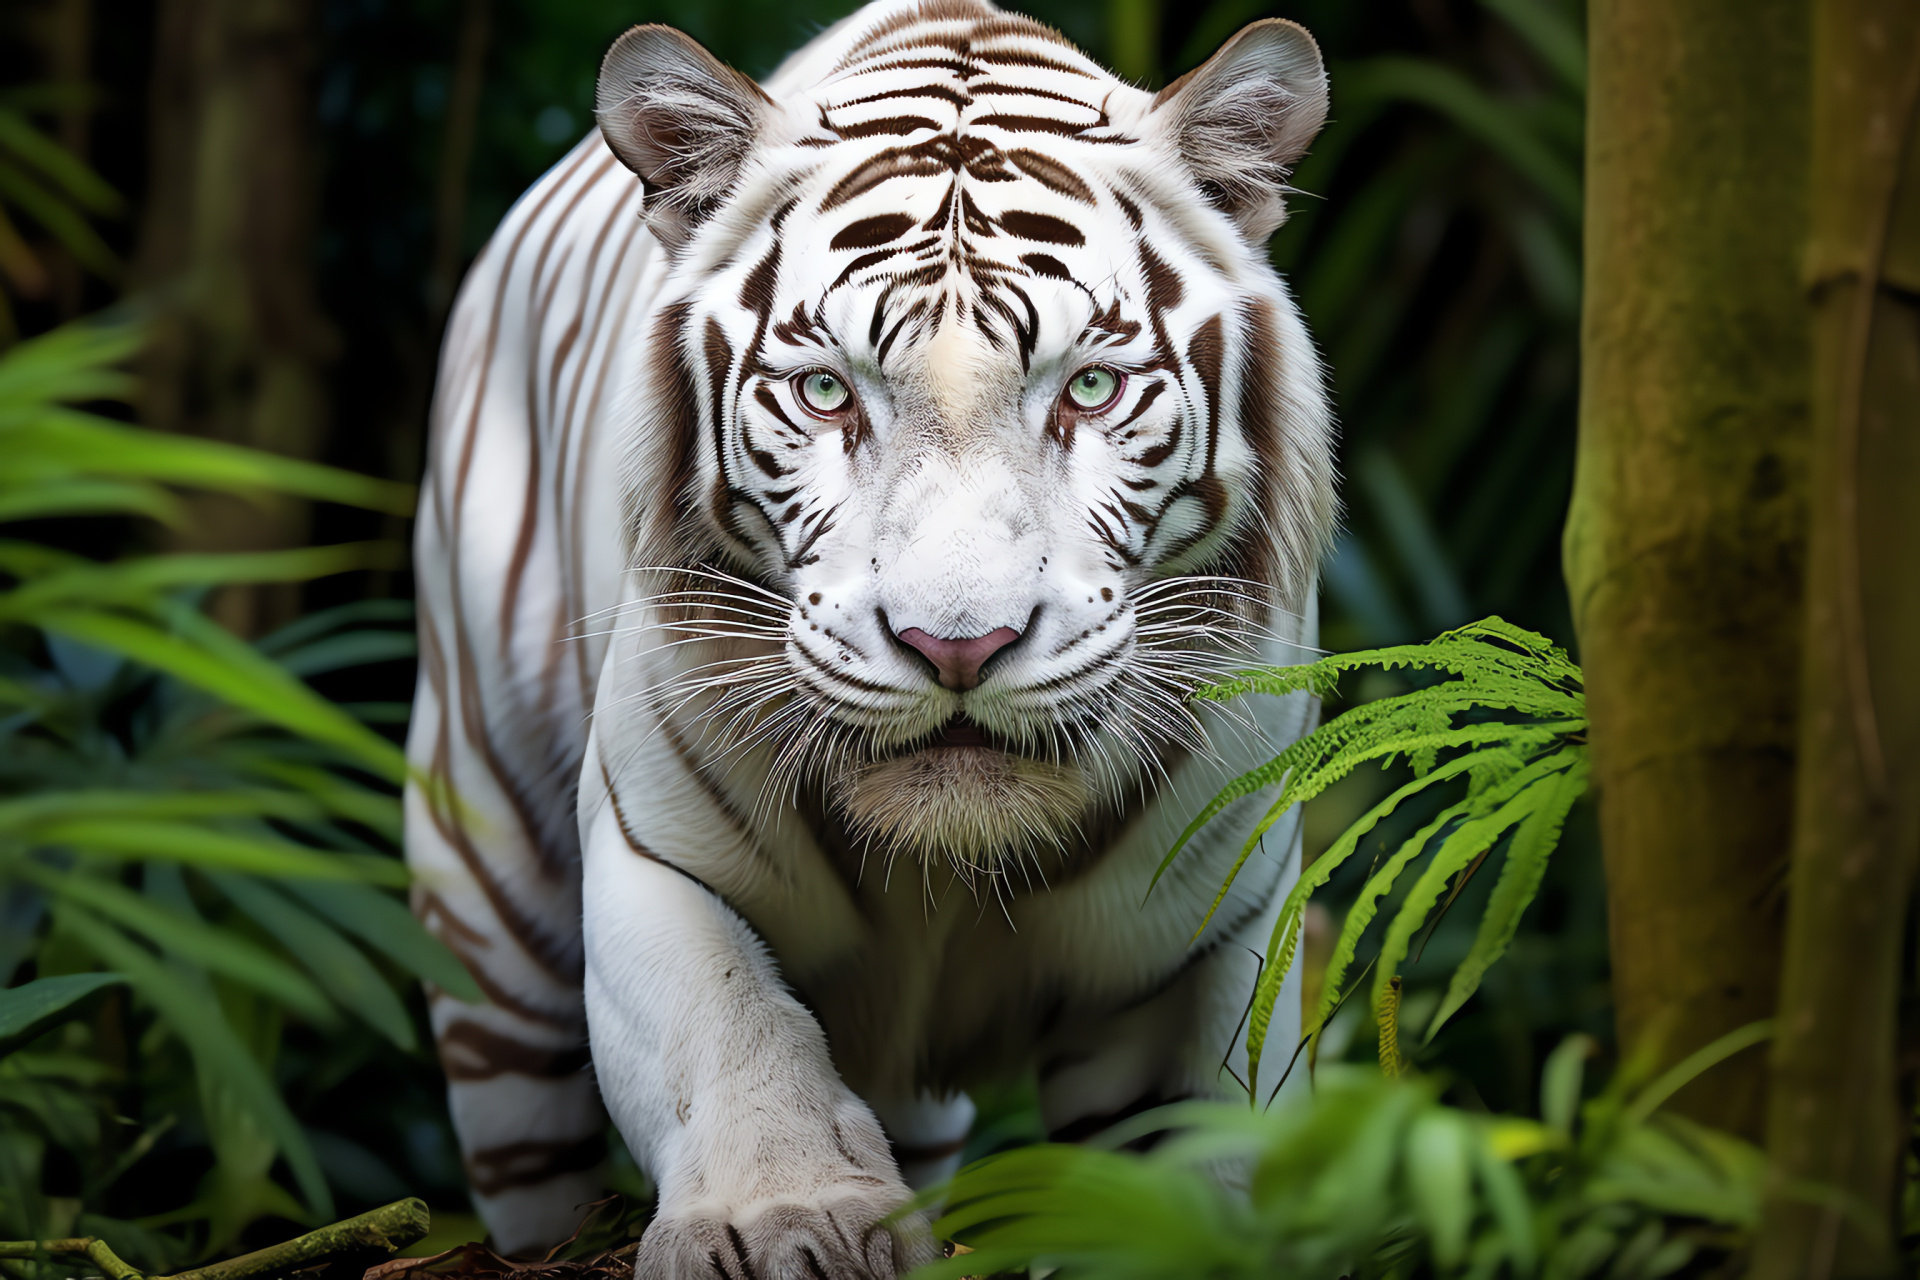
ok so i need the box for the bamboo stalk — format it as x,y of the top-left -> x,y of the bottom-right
0,1199 -> 430,1280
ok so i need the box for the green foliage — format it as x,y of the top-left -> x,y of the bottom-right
1267,0 -> 1585,651
0,976 -> 122,1060
0,91 -> 123,342
920,1029 -> 1768,1280
0,321 -> 471,1259
1155,619 -> 1588,1099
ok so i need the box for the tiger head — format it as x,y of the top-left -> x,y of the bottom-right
597,0 -> 1335,877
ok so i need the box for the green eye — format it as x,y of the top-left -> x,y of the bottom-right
795,370 -> 851,416
1066,365 -> 1122,411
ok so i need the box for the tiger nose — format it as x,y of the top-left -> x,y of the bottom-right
894,625 -> 1022,691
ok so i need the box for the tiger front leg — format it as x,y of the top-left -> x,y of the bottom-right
579,799 -> 930,1280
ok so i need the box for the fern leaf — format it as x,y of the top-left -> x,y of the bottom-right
1424,754 -> 1589,1042
1315,799 -> 1468,1028
1378,976 -> 1406,1077
1242,910 -> 1299,1102
1367,750 -> 1585,1032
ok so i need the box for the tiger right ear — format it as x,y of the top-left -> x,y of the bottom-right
1150,19 -> 1329,243
595,25 -> 777,247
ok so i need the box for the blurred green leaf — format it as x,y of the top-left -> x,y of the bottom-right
208,873 -> 415,1049
1339,56 -> 1582,221
1478,0 -> 1586,94
0,109 -> 123,215
9,862 -> 336,1022
0,972 -> 122,1058
284,879 -> 484,1004
31,607 -> 408,782
53,902 -> 334,1220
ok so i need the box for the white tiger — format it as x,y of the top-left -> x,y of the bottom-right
405,1 -> 1335,1273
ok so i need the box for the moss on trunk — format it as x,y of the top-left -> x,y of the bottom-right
1564,0 -> 1810,1140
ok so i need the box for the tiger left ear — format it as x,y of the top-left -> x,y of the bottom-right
1150,19 -> 1329,242
596,25 -> 778,248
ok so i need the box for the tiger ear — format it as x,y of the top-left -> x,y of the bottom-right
1150,19 -> 1329,242
595,25 -> 777,247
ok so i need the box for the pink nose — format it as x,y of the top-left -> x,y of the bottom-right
894,626 -> 1022,691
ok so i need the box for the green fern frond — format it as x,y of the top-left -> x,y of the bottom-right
1166,617 -> 1589,1097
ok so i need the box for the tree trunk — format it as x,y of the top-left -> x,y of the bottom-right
135,0 -> 329,636
1751,4 -> 1920,1274
1563,0 -> 1810,1139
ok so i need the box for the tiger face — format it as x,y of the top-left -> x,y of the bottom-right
598,0 -> 1335,875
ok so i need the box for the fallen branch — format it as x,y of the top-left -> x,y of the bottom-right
0,1199 -> 430,1280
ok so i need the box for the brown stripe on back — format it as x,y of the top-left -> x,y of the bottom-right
971,48 -> 1098,77
834,0 -> 991,71
555,185 -> 646,708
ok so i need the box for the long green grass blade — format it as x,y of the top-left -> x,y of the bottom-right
0,320 -> 140,408
5,415 -> 415,514
0,480 -> 184,525
208,874 -> 415,1049
283,880 -> 483,1003
0,109 -> 122,213
9,863 -> 335,1021
0,544 -> 406,619
0,158 -> 119,277
32,606 -> 407,781
22,817 -> 406,883
0,973 -> 124,1058
238,760 -> 402,843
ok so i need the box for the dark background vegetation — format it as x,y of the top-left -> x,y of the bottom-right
1,0 -> 1602,1260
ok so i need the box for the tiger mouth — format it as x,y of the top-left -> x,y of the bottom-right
896,715 -> 1040,760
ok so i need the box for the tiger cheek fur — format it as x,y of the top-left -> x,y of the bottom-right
407,0 -> 1334,1270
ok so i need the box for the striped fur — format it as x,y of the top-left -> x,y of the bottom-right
406,2 -> 1334,1271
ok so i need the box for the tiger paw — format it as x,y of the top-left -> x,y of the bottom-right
633,1190 -> 934,1280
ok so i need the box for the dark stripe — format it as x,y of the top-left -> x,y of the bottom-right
972,112 -> 1095,137
440,1020 -> 591,1081
1021,252 -> 1071,280
467,1134 -> 605,1196
1188,313 -> 1225,478
835,82 -> 971,111
832,213 -> 918,250
1005,148 -> 1095,202
972,48 -> 1097,77
1048,1090 -> 1185,1147
417,894 -> 578,1028
998,209 -> 1085,245
830,114 -> 942,139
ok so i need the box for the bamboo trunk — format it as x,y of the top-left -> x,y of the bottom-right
1563,0 -> 1810,1139
1751,4 -> 1920,1274
135,0 -> 329,636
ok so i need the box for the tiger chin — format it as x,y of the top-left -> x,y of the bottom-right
833,723 -> 1098,880
405,0 -> 1339,1274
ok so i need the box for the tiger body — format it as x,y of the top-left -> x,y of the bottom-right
406,1 -> 1335,1272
